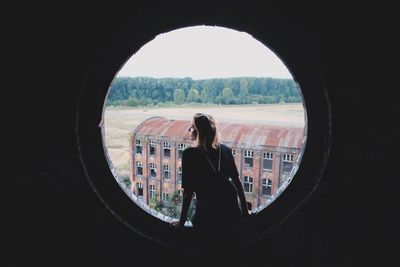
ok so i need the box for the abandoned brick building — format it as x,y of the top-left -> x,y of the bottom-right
129,116 -> 305,210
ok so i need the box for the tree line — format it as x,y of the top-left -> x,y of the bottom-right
106,76 -> 302,107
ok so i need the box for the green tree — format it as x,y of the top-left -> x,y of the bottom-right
151,89 -> 160,100
126,97 -> 139,107
221,87 -> 234,104
107,76 -> 301,106
149,194 -> 164,212
173,88 -> 185,104
200,86 -> 213,103
239,78 -> 249,97
162,193 -> 180,218
186,88 -> 200,103
122,177 -> 131,188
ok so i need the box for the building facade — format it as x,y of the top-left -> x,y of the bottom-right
129,116 -> 305,210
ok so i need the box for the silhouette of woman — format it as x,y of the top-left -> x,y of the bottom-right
171,113 -> 249,232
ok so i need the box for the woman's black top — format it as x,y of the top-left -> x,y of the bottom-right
182,143 -> 241,231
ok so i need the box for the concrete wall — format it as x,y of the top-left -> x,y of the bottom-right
5,1 -> 398,266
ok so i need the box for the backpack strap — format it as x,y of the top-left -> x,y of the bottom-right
218,145 -> 221,171
201,145 -> 239,194
199,145 -> 221,172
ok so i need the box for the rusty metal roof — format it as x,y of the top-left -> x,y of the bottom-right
134,116 -> 305,149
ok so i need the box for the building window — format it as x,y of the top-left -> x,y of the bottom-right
178,143 -> 186,159
150,162 -> 157,178
162,192 -> 169,203
149,140 -> 156,156
263,152 -> 273,170
243,176 -> 253,193
136,161 -> 143,176
163,164 -> 171,180
262,179 -> 272,196
149,185 -> 156,199
244,150 -> 254,168
137,182 -> 143,196
283,154 -> 294,161
136,139 -> 142,155
232,149 -> 236,156
282,154 -> 294,173
163,142 -> 171,158
177,166 -> 182,182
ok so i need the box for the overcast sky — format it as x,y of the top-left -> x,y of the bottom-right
117,25 -> 293,80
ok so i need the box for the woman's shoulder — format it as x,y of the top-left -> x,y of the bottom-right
183,146 -> 199,155
219,143 -> 232,152
182,146 -> 203,161
183,144 -> 231,155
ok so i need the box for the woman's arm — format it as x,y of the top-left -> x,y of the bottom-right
232,175 -> 250,216
179,189 -> 194,226
172,188 -> 193,228
172,148 -> 195,227
226,145 -> 250,216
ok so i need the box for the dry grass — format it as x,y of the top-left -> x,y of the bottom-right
103,103 -> 306,177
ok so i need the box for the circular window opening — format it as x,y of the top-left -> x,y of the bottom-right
102,25 -> 307,225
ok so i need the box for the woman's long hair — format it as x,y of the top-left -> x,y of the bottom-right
192,113 -> 220,151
